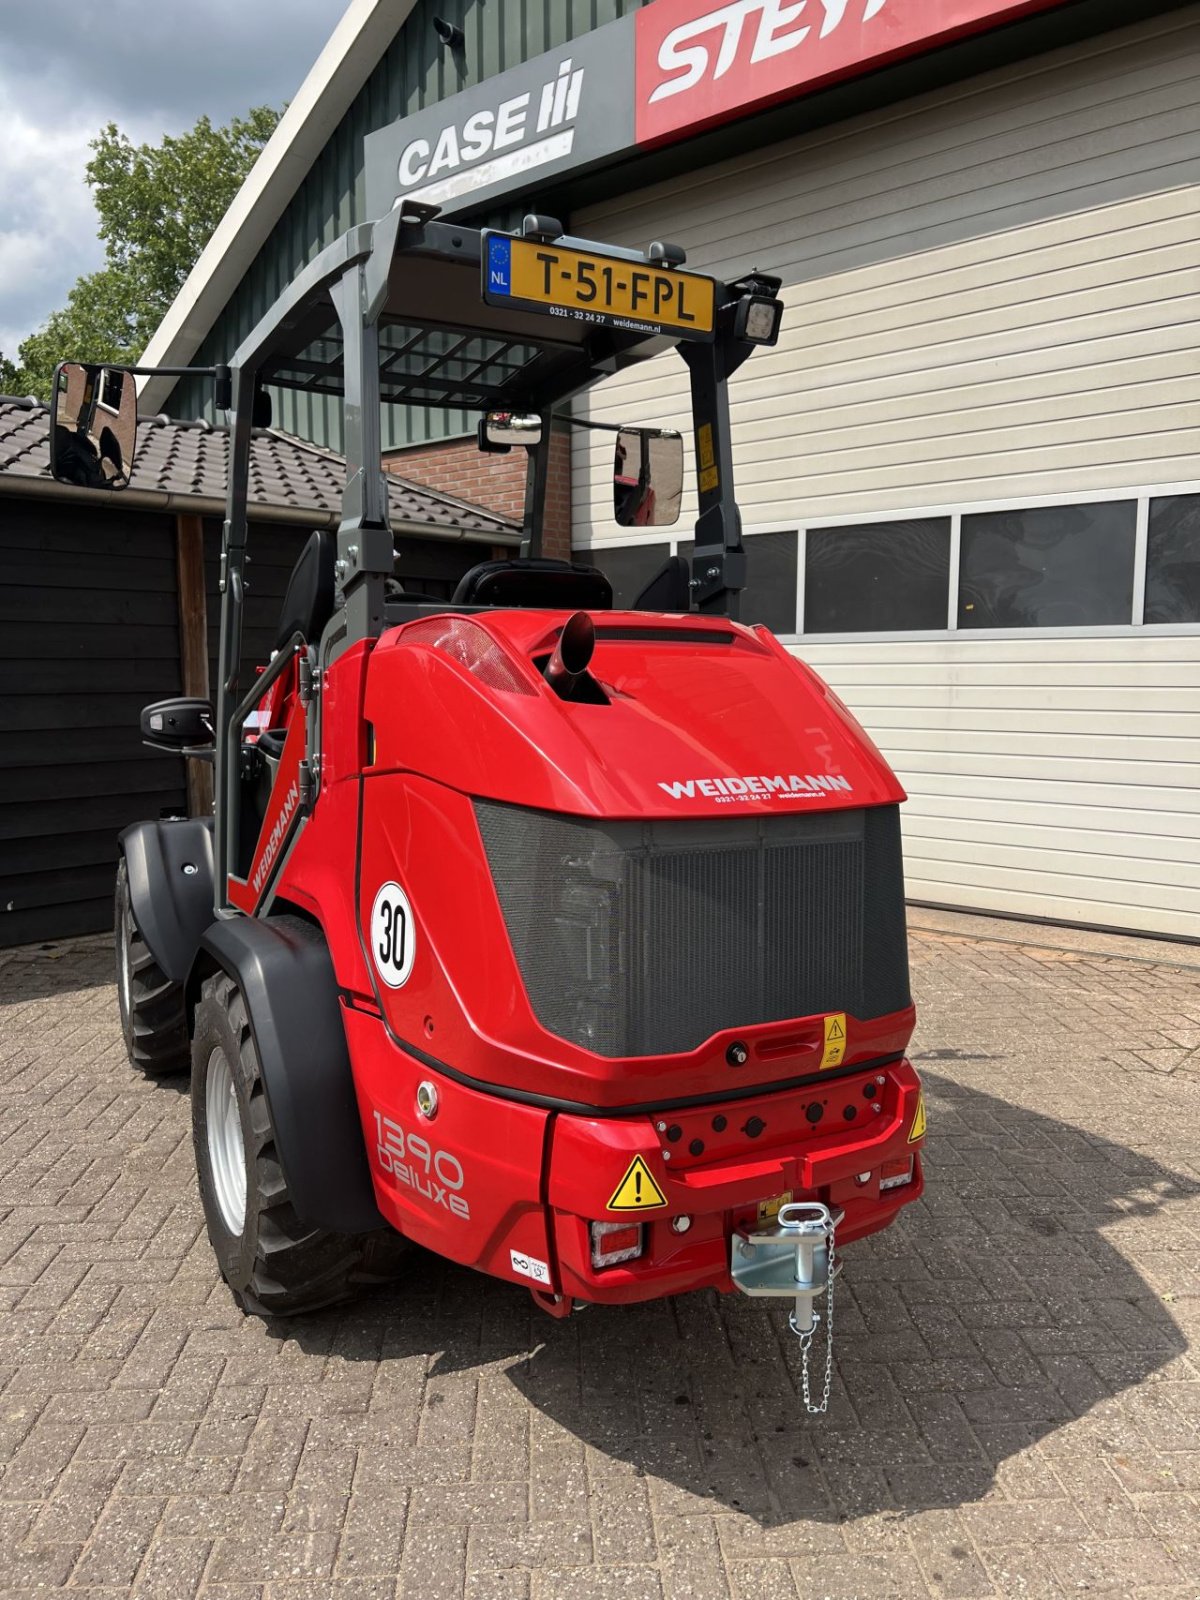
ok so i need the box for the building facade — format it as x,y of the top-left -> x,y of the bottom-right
143,0 -> 1200,939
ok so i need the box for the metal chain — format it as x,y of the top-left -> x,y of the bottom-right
796,1235 -> 836,1416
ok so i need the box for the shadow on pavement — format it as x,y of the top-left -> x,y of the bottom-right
0,934 -> 116,1006
270,1070 -> 1196,1527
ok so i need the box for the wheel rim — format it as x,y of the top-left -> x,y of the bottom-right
117,903 -> 133,1021
206,1046 -> 247,1235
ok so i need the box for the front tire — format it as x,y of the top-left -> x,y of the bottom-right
192,964 -> 404,1316
115,857 -> 190,1076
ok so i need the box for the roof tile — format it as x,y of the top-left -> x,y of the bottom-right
0,396 -> 518,538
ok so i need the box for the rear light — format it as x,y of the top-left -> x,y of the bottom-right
401,616 -> 534,695
590,1220 -> 644,1269
879,1156 -> 915,1191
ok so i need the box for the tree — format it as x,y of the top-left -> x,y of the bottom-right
15,107 -> 280,401
0,352 -> 21,393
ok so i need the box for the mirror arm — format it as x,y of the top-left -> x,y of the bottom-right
119,362 -> 229,379
564,416 -> 676,439
143,741 -> 215,761
519,414 -> 553,561
122,362 -> 233,412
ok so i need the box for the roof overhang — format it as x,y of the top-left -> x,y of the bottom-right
138,0 -> 419,413
0,470 -> 519,541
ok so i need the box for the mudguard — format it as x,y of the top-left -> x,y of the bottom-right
120,817 -> 216,982
195,915 -> 386,1235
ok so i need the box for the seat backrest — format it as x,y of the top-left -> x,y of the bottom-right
452,557 -> 613,610
275,529 -> 336,649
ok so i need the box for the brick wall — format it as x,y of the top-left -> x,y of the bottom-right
383,427 -> 573,560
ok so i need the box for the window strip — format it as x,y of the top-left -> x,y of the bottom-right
1132,497 -> 1150,627
796,526 -> 807,636
946,512 -> 962,632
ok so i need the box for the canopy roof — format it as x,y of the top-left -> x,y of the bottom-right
239,217 -> 695,417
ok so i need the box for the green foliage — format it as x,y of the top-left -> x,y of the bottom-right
14,107 -> 280,401
0,351 -> 21,393
14,271 -> 141,401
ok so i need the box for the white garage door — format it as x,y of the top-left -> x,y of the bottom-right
570,7 -> 1200,940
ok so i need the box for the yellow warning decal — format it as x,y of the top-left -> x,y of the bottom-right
697,422 -> 719,493
908,1093 -> 927,1144
607,1155 -> 668,1212
820,1012 -> 847,1070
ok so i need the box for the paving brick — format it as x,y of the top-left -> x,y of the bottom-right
531,1569 -> 662,1600
1,922 -> 1198,1597
1045,1537 -> 1187,1592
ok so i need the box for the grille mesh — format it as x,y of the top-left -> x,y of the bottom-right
474,801 -> 911,1058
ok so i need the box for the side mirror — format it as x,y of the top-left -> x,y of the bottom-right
49,362 -> 138,491
613,428 -> 684,527
140,697 -> 215,758
479,411 -> 543,453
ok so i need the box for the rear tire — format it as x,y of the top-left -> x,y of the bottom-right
115,857 -> 190,1076
192,959 -> 405,1316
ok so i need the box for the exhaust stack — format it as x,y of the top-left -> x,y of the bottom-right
544,612 -> 595,700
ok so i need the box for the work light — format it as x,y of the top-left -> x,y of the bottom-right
734,293 -> 784,346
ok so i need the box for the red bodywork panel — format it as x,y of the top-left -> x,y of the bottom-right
259,608 -> 923,1305
365,612 -> 903,818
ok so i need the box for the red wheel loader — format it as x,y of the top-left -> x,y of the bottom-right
51,209 -> 925,1412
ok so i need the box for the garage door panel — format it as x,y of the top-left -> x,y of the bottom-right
869,728 -> 1193,765
904,834 -> 1200,893
904,879 -> 1194,940
903,813 -> 1200,867
818,685 -> 1198,714
819,659 -> 1192,689
909,794 -> 1198,840
904,853 -> 1191,917
897,770 -> 1200,814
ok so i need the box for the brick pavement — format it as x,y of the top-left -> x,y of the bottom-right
1,920 -> 1198,1599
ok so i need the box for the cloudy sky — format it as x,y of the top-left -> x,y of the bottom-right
0,0 -> 346,362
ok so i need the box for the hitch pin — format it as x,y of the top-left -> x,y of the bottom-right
776,1202 -> 835,1337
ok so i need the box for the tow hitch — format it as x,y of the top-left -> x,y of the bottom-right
731,1202 -> 841,1415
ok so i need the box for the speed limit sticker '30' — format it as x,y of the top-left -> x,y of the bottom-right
370,882 -> 416,989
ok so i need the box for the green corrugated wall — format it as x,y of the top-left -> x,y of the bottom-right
170,0 -> 649,451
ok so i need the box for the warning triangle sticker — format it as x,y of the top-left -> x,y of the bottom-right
607,1155 -> 668,1212
908,1093 -> 927,1144
821,1011 -> 847,1069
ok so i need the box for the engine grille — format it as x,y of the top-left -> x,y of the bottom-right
474,800 -> 911,1058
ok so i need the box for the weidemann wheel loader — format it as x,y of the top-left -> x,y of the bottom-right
51,205 -> 926,1412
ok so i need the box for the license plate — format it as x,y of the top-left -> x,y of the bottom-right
757,1190 -> 793,1225
483,234 -> 716,341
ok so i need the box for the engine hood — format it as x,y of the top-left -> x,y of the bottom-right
364,610 -> 904,817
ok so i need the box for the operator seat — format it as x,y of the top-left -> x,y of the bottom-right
276,528 -> 336,649
452,557 -> 612,610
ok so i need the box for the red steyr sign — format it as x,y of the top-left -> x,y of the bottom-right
634,0 -> 1069,146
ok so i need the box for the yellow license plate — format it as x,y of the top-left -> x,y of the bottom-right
484,234 -> 715,341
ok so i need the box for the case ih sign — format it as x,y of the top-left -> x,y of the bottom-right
365,0 -> 1070,219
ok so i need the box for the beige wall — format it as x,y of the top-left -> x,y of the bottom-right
570,8 -> 1200,938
